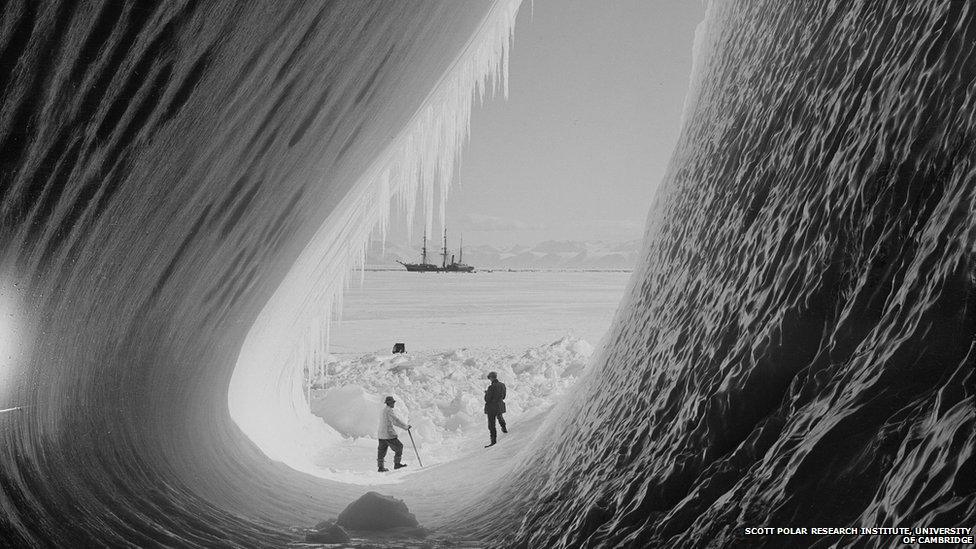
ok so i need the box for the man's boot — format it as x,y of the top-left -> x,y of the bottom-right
394,462 -> 408,470
378,460 -> 388,472
485,436 -> 496,448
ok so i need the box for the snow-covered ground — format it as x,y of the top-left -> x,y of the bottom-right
306,337 -> 593,482
300,271 -> 630,484
325,270 -> 631,354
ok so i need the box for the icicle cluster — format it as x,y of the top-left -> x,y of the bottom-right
228,0 -> 522,477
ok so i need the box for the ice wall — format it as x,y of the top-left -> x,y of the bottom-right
0,1 -> 516,545
452,1 -> 975,546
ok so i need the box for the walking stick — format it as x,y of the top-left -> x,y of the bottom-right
407,428 -> 423,468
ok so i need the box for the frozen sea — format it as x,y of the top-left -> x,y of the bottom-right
328,270 -> 633,356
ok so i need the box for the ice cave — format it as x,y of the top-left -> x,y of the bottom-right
0,0 -> 973,547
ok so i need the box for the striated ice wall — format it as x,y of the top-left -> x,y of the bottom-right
452,1 -> 975,547
0,1 -> 516,545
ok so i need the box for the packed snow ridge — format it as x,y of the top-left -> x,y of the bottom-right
304,337 -> 594,483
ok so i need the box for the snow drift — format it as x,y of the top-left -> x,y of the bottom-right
305,338 -> 593,480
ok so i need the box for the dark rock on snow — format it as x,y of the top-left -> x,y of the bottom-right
336,492 -> 420,531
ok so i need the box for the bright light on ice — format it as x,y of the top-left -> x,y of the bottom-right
0,274 -> 25,403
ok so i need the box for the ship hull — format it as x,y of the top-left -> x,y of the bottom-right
399,262 -> 441,272
442,264 -> 475,272
398,262 -> 474,272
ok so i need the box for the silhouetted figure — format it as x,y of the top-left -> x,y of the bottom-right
484,371 -> 507,447
393,343 -> 406,353
377,396 -> 411,472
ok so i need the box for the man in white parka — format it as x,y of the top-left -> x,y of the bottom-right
377,395 -> 411,472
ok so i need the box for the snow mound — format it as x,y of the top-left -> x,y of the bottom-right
310,385 -> 410,438
306,337 -> 595,473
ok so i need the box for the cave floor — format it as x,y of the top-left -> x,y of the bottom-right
385,409 -> 546,526
289,411 -> 548,546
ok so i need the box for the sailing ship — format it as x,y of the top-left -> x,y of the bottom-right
398,229 -> 475,272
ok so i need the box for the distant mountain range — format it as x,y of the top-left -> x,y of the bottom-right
365,239 -> 641,270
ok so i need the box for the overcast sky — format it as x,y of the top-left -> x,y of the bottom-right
396,0 -> 705,248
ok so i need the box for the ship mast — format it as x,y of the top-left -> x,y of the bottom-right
421,230 -> 428,265
442,228 -> 449,268
459,232 -> 463,263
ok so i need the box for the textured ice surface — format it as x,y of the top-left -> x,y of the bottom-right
0,1 -> 522,545
450,2 -> 976,546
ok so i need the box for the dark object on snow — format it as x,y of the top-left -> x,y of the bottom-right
337,492 -> 419,531
393,342 -> 406,353
484,376 -> 508,445
306,520 -> 350,543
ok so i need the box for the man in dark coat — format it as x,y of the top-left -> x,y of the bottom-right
483,371 -> 507,447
